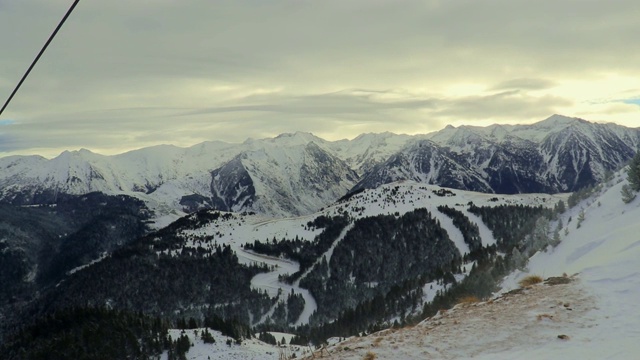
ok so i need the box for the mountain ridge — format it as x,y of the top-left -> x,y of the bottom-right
1,115 -> 638,218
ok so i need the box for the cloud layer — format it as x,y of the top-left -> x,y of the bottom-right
1,0 -> 639,157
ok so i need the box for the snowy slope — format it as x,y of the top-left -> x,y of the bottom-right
171,182 -> 566,331
161,328 -> 312,360
329,132 -> 419,173
302,170 -> 640,359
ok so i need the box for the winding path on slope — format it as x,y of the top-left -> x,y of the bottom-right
234,247 -> 317,327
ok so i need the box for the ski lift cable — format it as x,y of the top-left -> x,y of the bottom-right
0,0 -> 80,117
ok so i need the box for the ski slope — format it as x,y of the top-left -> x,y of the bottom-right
303,171 -> 640,359
236,248 -> 317,326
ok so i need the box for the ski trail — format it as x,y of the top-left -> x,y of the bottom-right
234,247 -> 317,326
296,223 -> 354,282
464,209 -> 497,247
431,209 -> 470,255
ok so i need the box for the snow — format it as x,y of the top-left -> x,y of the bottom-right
2,117 -> 636,221
431,209 -> 470,255
161,328 -> 312,360
175,181 -> 566,331
236,248 -> 317,326
305,171 -> 640,359
463,209 -> 497,247
66,252 -> 108,275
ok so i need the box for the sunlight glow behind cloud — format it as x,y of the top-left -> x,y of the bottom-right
0,0 -> 638,158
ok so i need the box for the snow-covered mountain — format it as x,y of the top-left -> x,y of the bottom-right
209,141 -> 358,217
355,115 -> 640,194
0,115 -> 638,218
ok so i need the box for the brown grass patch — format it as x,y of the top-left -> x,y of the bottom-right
536,314 -> 554,321
457,295 -> 480,305
518,275 -> 544,288
363,351 -> 377,360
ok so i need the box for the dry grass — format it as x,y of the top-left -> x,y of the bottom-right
518,275 -> 544,288
536,313 -> 554,321
457,295 -> 480,305
372,337 -> 384,347
363,351 -> 377,360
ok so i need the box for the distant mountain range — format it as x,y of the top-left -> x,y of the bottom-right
1,115 -> 638,218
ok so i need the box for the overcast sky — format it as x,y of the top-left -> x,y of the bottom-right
1,0 -> 639,158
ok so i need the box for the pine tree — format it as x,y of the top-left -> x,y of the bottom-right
554,200 -> 566,215
627,152 -> 640,191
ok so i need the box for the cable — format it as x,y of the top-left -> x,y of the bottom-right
0,0 -> 80,117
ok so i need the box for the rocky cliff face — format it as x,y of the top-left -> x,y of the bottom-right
209,142 -> 358,216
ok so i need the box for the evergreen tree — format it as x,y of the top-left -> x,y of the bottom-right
621,184 -> 637,204
201,328 -> 215,344
627,152 -> 640,191
529,216 -> 550,253
511,247 -> 527,271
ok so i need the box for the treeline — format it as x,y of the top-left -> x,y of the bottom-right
175,313 -> 252,341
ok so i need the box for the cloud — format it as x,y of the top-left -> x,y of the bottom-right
491,78 -> 557,91
435,91 -> 573,120
1,0 -> 640,157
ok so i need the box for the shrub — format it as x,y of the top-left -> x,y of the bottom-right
457,295 -> 480,305
621,184 -> 636,204
518,275 -> 543,288
363,351 -> 377,360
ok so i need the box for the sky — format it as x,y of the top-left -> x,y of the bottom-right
1,0 -> 639,158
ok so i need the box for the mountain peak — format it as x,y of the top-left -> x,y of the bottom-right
538,114 -> 584,127
275,131 -> 316,139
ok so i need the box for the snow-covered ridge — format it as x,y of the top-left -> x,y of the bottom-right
298,170 -> 640,359
0,115 -> 638,219
356,115 -> 640,195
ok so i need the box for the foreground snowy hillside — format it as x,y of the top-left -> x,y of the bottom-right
299,171 -> 639,359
